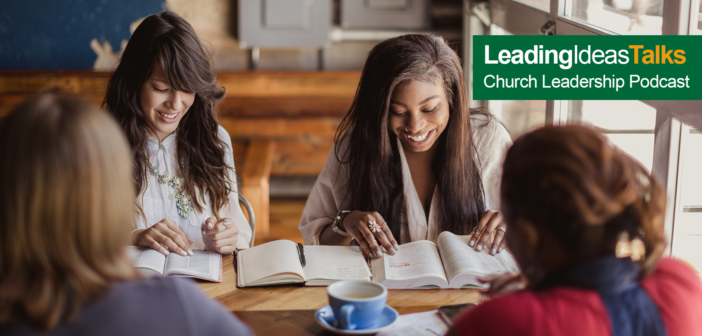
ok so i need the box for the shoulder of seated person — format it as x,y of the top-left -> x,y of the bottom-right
454,292 -> 536,333
217,125 -> 232,143
642,257 -> 702,292
471,113 -> 509,137
113,276 -> 195,294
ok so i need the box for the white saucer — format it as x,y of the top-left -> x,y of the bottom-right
314,304 -> 399,335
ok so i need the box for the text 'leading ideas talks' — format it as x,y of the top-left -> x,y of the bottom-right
484,45 -> 686,70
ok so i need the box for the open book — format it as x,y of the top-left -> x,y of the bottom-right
236,240 -> 371,287
371,231 -> 519,289
128,247 -> 223,282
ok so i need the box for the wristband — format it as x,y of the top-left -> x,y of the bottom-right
331,210 -> 352,236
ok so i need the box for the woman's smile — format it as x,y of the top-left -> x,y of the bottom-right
156,110 -> 180,122
403,129 -> 434,146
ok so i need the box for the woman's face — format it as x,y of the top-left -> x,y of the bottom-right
139,63 -> 195,140
388,79 -> 450,153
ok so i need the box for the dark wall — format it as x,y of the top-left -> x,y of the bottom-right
0,0 -> 164,69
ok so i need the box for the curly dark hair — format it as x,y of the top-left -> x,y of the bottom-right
501,125 -> 667,277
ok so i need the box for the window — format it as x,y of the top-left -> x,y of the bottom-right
570,100 -> 656,171
464,0 -> 702,269
674,127 -> 702,272
567,0 -> 664,35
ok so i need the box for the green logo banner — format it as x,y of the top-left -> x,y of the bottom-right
472,35 -> 702,100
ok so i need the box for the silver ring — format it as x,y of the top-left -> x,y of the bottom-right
496,227 -> 506,233
367,220 -> 381,233
222,219 -> 231,229
405,126 -> 409,132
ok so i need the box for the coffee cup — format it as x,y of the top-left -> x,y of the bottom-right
327,280 -> 388,330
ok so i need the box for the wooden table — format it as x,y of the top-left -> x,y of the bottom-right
197,255 -> 482,335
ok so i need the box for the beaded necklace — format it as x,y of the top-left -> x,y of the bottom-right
148,160 -> 194,219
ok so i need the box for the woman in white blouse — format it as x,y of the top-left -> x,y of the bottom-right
103,12 -> 251,256
299,34 -> 512,259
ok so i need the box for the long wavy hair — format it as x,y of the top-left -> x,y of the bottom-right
103,11 -> 230,217
0,96 -> 138,330
501,125 -> 667,277
336,34 -> 487,240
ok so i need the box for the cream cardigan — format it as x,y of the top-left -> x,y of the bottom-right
298,114 -> 512,245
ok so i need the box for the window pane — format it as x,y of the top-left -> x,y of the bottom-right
490,100 -> 547,139
681,128 -> 702,206
569,100 -> 656,171
523,0 -> 551,10
676,127 -> 702,273
566,0 -> 663,34
696,3 -> 702,34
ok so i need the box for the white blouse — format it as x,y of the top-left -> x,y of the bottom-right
298,114 -> 512,245
135,126 -> 252,250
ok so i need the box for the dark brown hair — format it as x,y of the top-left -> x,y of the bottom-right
0,96 -> 138,330
336,34 -> 487,239
501,125 -> 667,276
102,11 -> 230,217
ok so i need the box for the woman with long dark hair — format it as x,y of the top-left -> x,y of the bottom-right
103,11 -> 251,255
449,125 -> 702,336
299,34 -> 512,259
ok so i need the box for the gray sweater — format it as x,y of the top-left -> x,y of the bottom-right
0,277 -> 253,336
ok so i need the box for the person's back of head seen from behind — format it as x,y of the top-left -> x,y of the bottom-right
451,125 -> 702,336
0,95 -> 253,336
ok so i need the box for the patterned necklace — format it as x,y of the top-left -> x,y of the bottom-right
148,160 -> 194,219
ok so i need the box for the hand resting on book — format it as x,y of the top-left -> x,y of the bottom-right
468,210 -> 507,256
343,211 -> 400,260
131,218 -> 194,257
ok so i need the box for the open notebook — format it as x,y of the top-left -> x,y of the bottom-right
128,246 -> 223,282
236,240 -> 371,287
371,231 -> 519,289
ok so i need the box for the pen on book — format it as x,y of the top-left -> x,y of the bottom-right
297,243 -> 306,267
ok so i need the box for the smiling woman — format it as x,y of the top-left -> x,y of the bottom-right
102,11 -> 252,256
298,34 -> 513,260
140,63 -> 196,138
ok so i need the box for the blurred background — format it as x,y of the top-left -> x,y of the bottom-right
0,0 -> 700,272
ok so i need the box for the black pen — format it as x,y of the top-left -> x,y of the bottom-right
297,243 -> 306,267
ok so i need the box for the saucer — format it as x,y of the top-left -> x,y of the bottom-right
315,305 -> 399,335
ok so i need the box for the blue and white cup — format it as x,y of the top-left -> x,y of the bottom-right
327,280 -> 388,330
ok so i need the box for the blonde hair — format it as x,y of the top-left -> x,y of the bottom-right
0,95 -> 139,330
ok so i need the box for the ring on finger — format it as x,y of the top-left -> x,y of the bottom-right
367,220 -> 381,233
495,226 -> 506,233
222,219 -> 231,229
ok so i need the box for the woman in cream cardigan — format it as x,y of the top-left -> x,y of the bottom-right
299,34 -> 512,259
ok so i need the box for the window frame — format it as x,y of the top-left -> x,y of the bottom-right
463,0 -> 702,256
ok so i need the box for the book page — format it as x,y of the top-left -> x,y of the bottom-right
302,246 -> 370,284
437,232 -> 519,286
164,250 -> 221,281
381,240 -> 447,281
127,246 -> 165,275
238,240 -> 304,286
